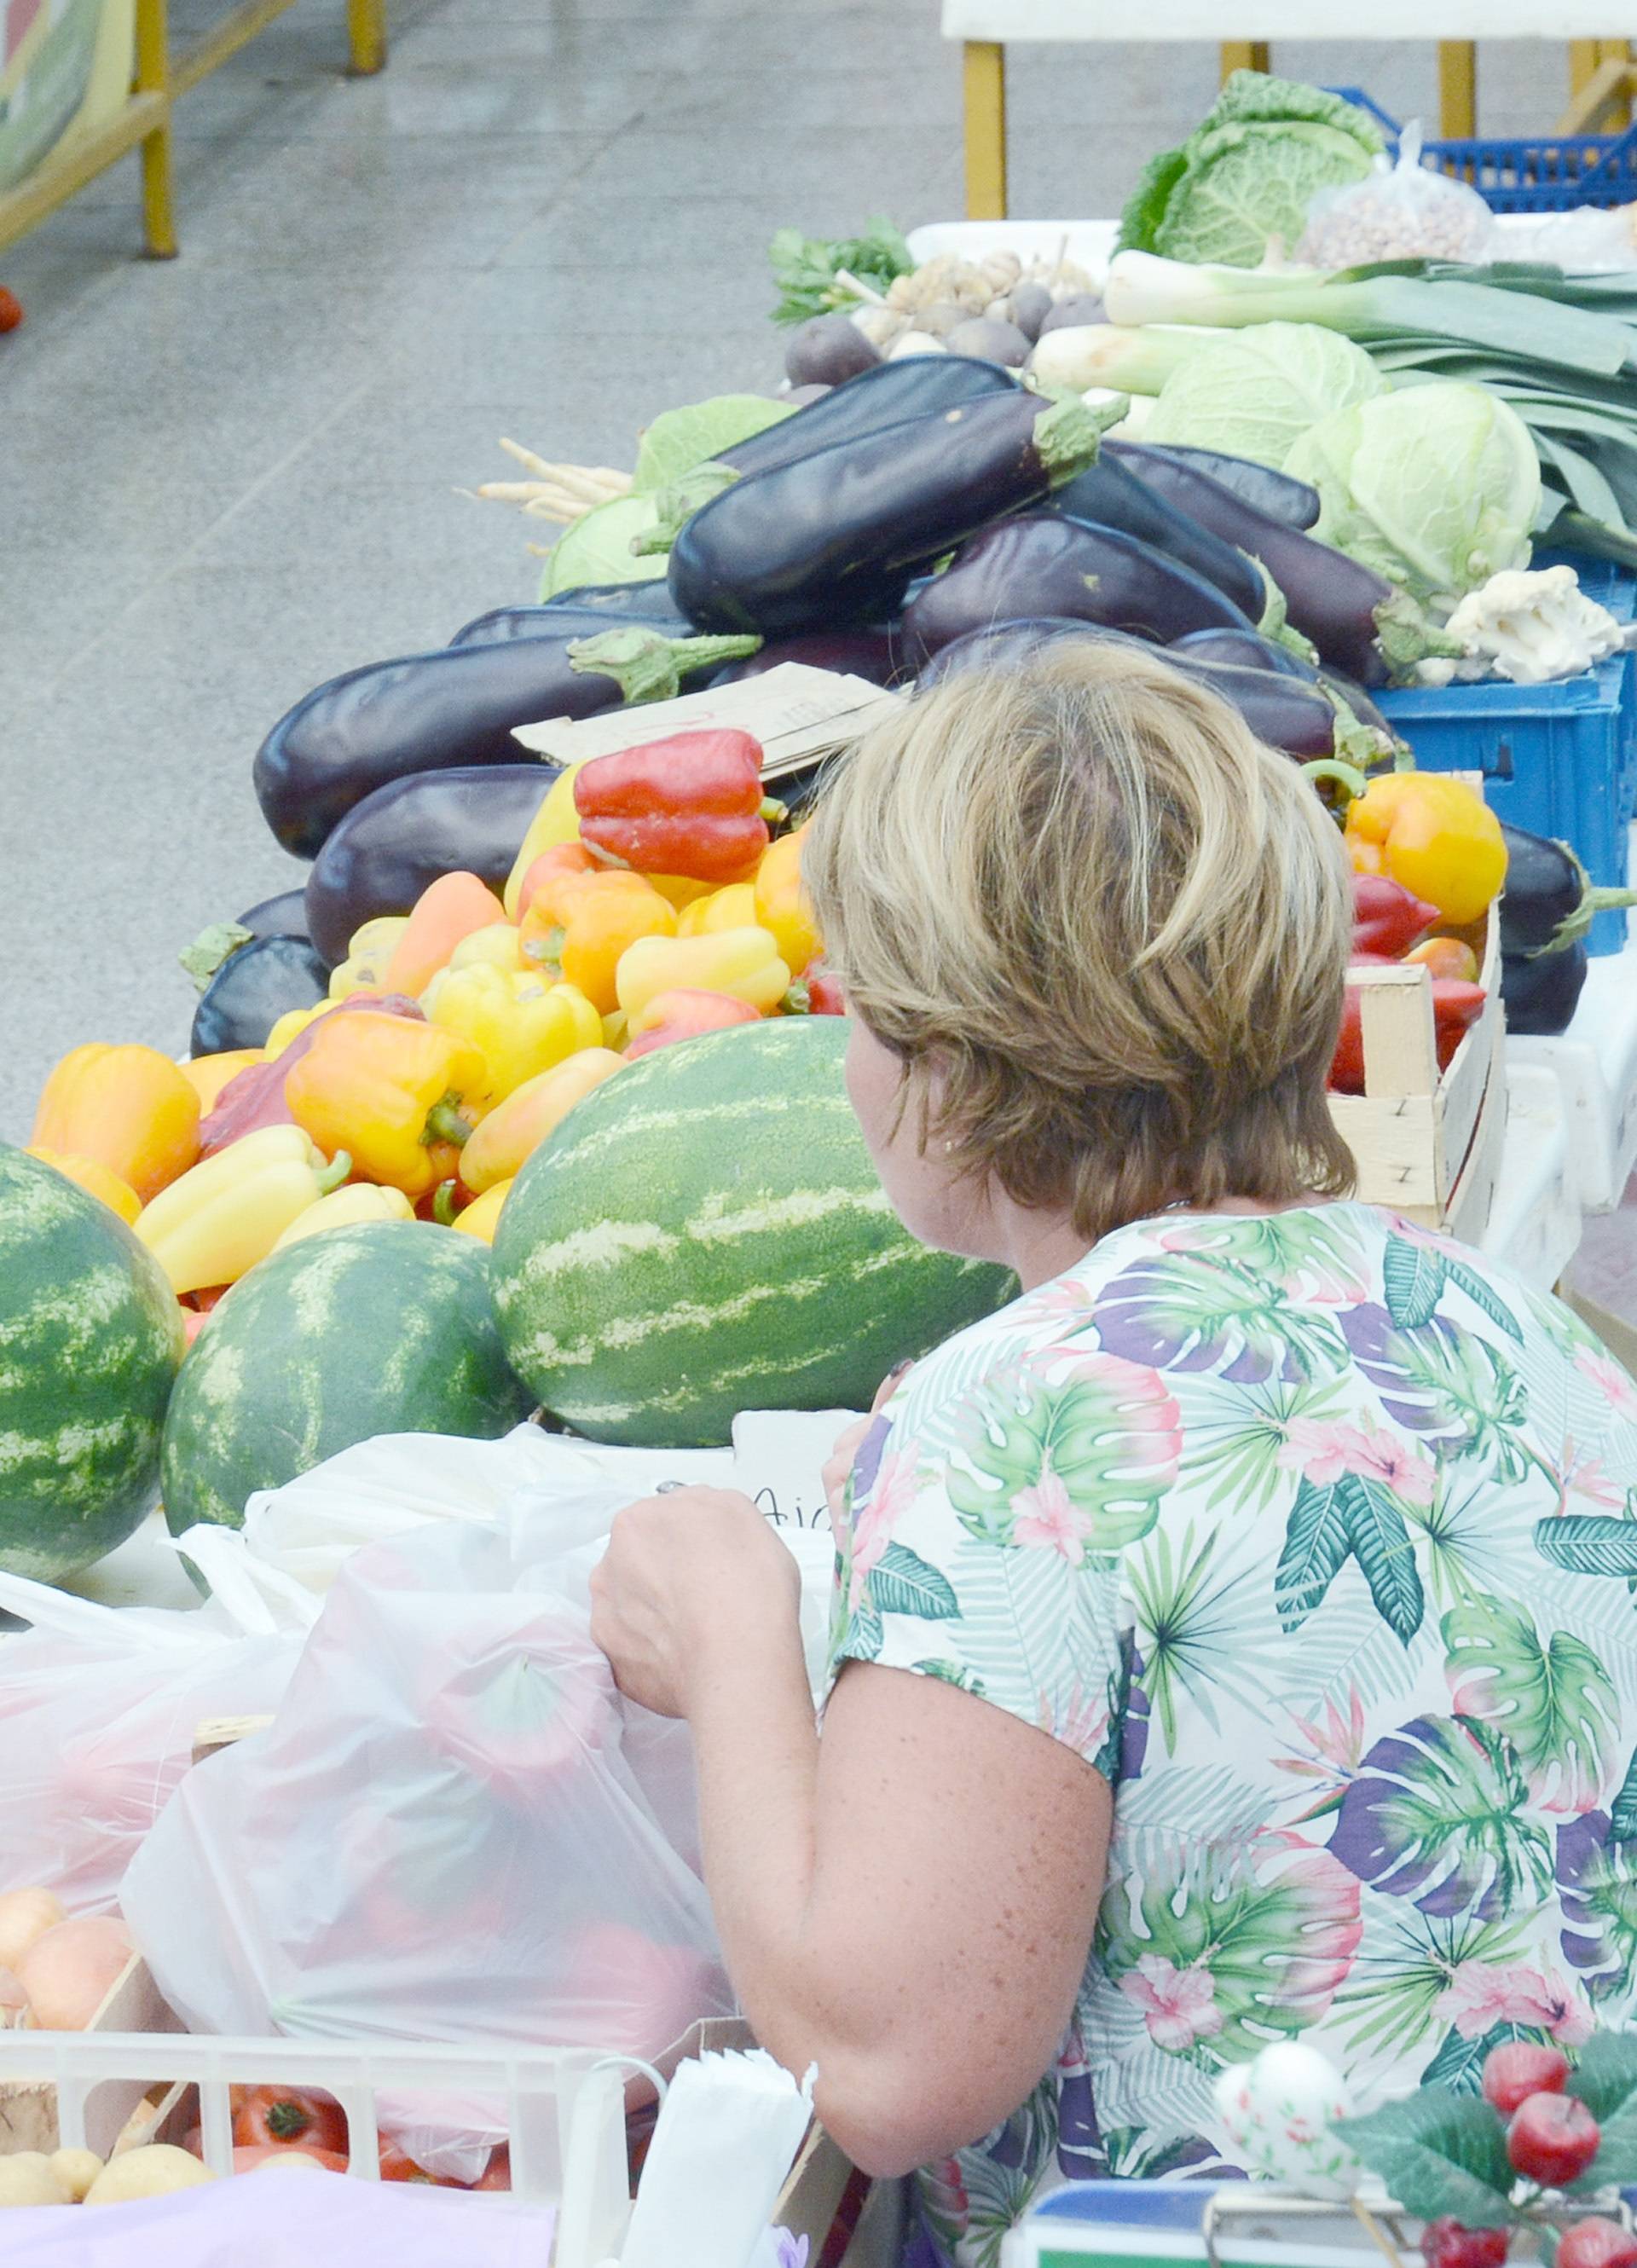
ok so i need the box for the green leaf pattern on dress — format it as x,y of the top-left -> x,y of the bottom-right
822,1203 -> 1637,2268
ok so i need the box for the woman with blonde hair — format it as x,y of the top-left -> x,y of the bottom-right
591,645 -> 1637,2265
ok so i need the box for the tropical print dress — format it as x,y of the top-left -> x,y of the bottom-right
824,1201 -> 1637,2268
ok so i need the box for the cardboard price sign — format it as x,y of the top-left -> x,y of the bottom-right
510,663 -> 902,779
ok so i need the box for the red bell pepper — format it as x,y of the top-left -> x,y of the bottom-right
1351,873 -> 1439,959
1330,975 -> 1487,1096
787,958 -> 846,1015
198,993 -> 423,1155
574,729 -> 782,884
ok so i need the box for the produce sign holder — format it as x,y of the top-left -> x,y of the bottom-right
1376,561 -> 1637,958
1325,898 -> 1505,1234
0,1950 -> 182,2158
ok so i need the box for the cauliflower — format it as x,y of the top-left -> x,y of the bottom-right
1427,564 -> 1632,686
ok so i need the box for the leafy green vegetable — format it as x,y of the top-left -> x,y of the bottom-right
1143,321 -> 1387,466
1285,382 -> 1541,616
539,494 -> 671,599
1117,72 -> 1381,269
630,395 -> 795,495
768,216 -> 912,326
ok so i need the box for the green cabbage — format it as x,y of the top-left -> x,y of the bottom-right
1142,321 -> 1387,467
539,495 -> 670,598
1285,382 -> 1542,616
631,394 -> 794,494
1119,74 -> 1382,269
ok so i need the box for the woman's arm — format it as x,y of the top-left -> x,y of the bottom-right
588,1489 -> 1111,2180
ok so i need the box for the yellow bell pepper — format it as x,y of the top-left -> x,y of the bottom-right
265,1000 -> 340,1058
328,916 -> 410,1001
448,921 -> 526,975
135,1125 -> 351,1293
677,882 -> 758,938
1345,774 -> 1507,927
452,1181 -> 512,1242
460,1047 -> 626,1193
504,766 -> 587,918
422,963 -> 602,1105
616,926 -> 791,1021
753,827 -> 822,975
26,1148 -> 142,1224
283,1011 -> 490,1199
180,1050 -> 263,1113
272,1182 -> 415,1251
32,1044 -> 201,1205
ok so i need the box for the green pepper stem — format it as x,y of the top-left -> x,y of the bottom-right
431,1178 -> 460,1226
1302,757 -> 1368,808
759,796 -> 788,825
316,1151 -> 352,1195
423,1098 -> 476,1148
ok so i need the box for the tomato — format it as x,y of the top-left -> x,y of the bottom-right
233,2145 -> 350,2175
378,2144 -> 466,2186
234,2086 -> 350,2155
473,2145 -> 511,2192
0,290 -> 21,335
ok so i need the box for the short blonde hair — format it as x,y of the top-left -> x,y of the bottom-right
802,641 -> 1356,1247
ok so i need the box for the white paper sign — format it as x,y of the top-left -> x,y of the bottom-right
510,662 -> 902,776
729,1407 -> 860,1534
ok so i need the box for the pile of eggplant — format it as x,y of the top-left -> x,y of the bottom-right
206,353 -> 1420,1052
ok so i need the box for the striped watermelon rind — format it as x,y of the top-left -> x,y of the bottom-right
0,1143 -> 186,1582
160,1220 -> 535,1536
490,1018 -> 1016,1447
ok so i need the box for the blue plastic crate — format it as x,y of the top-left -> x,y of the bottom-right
1325,88 -> 1637,211
1375,558 -> 1636,954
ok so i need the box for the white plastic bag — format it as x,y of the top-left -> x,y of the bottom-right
1298,124 -> 1494,267
0,1571 -> 300,1913
121,1490 -> 735,2063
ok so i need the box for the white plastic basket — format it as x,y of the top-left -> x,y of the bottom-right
0,2029 -> 657,2268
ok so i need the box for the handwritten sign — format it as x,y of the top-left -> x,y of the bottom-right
510,663 -> 903,778
730,1407 -> 862,1533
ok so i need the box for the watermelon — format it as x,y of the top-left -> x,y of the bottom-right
0,1143 -> 185,1582
490,1018 -> 1015,1447
160,1221 -> 534,1536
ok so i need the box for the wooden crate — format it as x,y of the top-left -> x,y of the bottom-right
1326,901 -> 1506,1235
0,1953 -> 182,2158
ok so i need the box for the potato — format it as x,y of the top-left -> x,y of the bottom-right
945,316 -> 1032,368
84,2144 -> 216,2204
1038,292 -> 1106,335
48,2148 -> 104,2203
15,1915 -> 132,2031
886,330 -> 946,359
0,1888 -> 66,1974
0,2152 -> 67,2207
783,313 -> 879,388
1008,281 -> 1054,341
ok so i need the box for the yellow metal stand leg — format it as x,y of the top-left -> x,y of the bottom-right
347,0 -> 385,77
135,0 -> 176,257
1437,41 -> 1477,138
1220,42 -> 1270,80
963,41 -> 1006,222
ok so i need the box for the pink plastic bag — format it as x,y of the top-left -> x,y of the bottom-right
0,2167 -> 554,2268
121,1490 -> 732,2062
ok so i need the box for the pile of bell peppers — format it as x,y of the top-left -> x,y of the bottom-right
1329,773 -> 1502,1097
24,725 -> 842,1339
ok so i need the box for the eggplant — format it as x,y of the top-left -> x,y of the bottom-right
714,355 -> 1016,483
1317,668 -> 1405,761
1171,628 -> 1317,680
916,616 -> 1343,759
1498,821 -> 1637,956
190,934 -> 329,1056
1047,456 -> 1268,625
1501,942 -> 1588,1036
902,515 -> 1253,666
448,596 -> 690,647
234,888 -> 314,942
671,394 -> 1118,638
1139,444 -> 1321,531
304,764 -> 558,968
255,626 -> 754,859
1106,442 -> 1400,684
709,628 -> 905,687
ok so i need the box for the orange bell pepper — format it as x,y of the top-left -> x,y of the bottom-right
180,1050 -> 264,1113
623,989 -> 761,1058
753,827 -> 822,975
515,842 -> 599,922
523,872 -> 678,1015
460,1047 -> 626,1193
284,1011 -> 490,1198
383,871 -> 507,998
25,1148 -> 142,1224
31,1044 -> 201,1204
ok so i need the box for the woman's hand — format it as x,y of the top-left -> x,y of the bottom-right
588,1486 -> 801,1720
822,1362 -> 912,1525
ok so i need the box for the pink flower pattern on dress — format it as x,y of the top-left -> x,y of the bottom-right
1119,1953 -> 1224,2050
1575,1345 -> 1637,1422
1011,1461 -> 1098,1565
1436,1960 -> 1594,2046
847,1438 -> 923,1610
1278,1417 -> 1437,1505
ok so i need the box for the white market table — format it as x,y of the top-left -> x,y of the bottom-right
939,3 -> 1637,217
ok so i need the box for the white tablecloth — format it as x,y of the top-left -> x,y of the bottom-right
941,3 -> 1634,39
